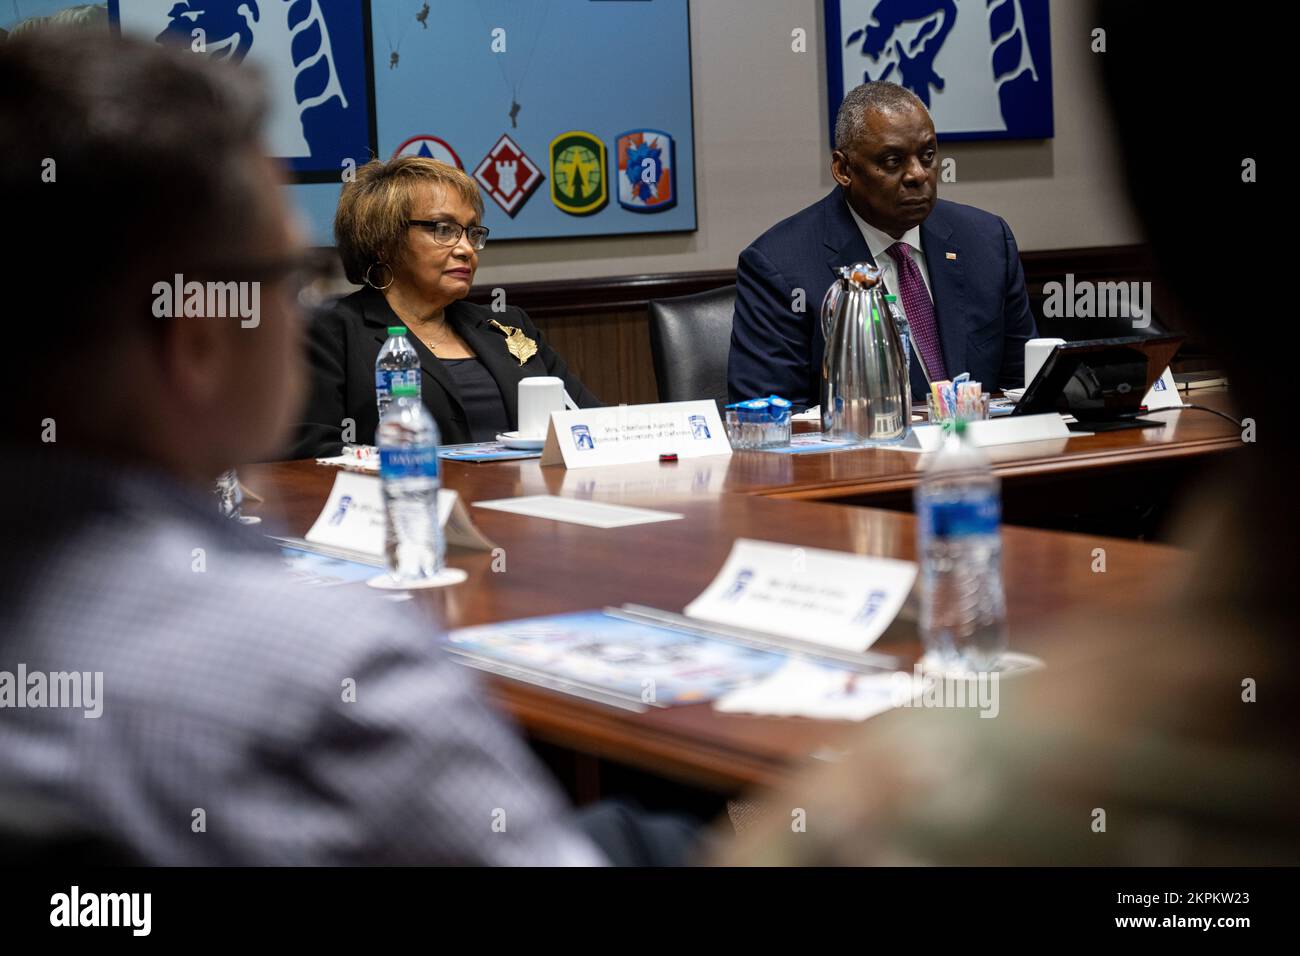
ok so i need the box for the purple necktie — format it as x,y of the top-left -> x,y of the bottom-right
886,241 -> 947,381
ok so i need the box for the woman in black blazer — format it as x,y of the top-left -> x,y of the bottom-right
292,156 -> 598,458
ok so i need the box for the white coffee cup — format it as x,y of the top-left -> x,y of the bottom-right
1024,337 -> 1066,387
517,376 -> 566,438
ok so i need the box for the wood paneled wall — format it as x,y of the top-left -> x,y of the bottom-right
533,310 -> 662,407
467,270 -> 735,407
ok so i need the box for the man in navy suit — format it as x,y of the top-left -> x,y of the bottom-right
728,81 -> 1037,407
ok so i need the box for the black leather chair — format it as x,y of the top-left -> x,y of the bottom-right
647,285 -> 737,405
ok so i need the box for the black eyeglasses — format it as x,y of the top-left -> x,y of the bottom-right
408,219 -> 490,251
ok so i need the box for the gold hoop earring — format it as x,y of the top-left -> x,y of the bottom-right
364,262 -> 394,291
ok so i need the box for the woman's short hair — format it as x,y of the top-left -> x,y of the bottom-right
335,157 -> 485,284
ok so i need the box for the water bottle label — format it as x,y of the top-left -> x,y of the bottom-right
922,494 -> 1000,537
375,368 -> 421,398
380,446 -> 439,480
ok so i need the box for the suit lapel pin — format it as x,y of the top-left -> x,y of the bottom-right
946,252 -> 958,260
488,319 -> 538,366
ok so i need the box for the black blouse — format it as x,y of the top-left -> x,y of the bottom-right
441,357 -> 511,443
288,289 -> 600,458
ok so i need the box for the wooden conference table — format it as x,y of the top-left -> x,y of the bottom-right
722,387 -> 1240,502
240,389 -> 1237,794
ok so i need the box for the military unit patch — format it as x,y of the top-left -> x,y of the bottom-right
472,134 -> 544,217
391,134 -> 463,169
616,130 -> 676,212
393,129 -> 677,222
549,131 -> 608,216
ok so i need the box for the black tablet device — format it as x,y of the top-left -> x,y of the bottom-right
1013,334 -> 1185,431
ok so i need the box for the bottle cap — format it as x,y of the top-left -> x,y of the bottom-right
387,326 -> 407,336
725,395 -> 792,423
392,384 -> 419,398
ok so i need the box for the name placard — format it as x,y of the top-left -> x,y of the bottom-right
539,400 -> 732,469
307,471 -> 386,555
897,412 -> 1072,452
1142,366 -> 1183,410
684,538 -> 917,653
305,471 -> 495,556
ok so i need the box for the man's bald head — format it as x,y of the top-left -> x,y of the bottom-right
834,81 -> 929,152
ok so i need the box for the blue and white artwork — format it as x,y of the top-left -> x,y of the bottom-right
9,0 -> 697,243
109,0 -> 376,182
362,0 -> 696,242
824,0 -> 1053,142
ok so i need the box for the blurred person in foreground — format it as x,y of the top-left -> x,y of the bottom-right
0,27 -> 688,865
720,3 -> 1296,865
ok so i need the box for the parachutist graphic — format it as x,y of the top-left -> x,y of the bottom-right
384,14 -> 413,71
416,3 -> 430,29
475,1 -> 550,133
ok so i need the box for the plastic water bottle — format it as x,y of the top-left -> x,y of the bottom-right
914,419 -> 1007,671
885,294 -> 911,378
883,292 -> 914,429
375,326 -> 420,422
377,383 -> 444,581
